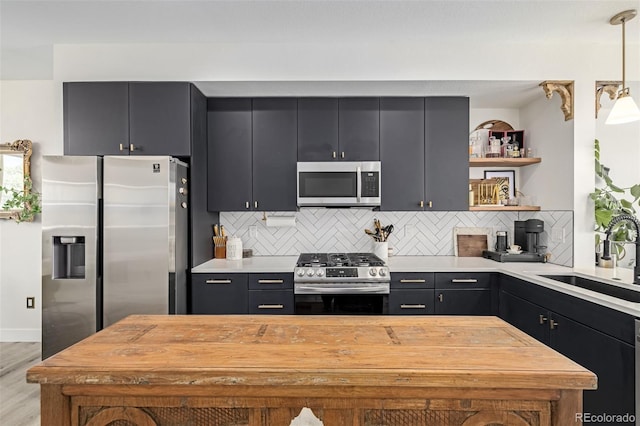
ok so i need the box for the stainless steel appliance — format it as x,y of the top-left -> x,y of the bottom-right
41,156 -> 188,359
294,253 -> 389,314
483,219 -> 547,263
297,161 -> 381,207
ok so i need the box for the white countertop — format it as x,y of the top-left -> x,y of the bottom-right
192,255 -> 640,316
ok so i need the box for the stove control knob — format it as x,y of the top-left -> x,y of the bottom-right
296,269 -> 305,277
378,268 -> 387,277
316,269 -> 325,277
306,269 -> 315,277
369,268 -> 378,276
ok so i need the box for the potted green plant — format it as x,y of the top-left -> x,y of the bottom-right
590,139 -> 640,259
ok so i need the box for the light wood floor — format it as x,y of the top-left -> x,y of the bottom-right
0,342 -> 41,426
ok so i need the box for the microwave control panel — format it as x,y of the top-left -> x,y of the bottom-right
361,172 -> 380,197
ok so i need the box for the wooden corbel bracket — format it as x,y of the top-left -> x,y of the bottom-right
595,81 -> 621,119
539,80 -> 574,121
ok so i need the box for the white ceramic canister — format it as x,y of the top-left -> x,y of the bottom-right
226,236 -> 243,260
372,241 -> 389,261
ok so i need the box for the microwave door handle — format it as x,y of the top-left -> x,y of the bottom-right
356,166 -> 362,202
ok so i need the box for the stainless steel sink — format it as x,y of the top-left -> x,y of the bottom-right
540,275 -> 640,303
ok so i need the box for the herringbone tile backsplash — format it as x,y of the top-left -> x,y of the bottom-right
220,209 -> 574,266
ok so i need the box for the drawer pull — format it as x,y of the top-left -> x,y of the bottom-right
451,279 -> 478,283
399,279 -> 426,283
205,279 -> 232,284
539,315 -> 548,324
258,304 -> 284,309
258,279 -> 284,284
400,304 -> 426,309
438,294 -> 443,302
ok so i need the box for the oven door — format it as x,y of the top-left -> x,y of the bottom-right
294,283 -> 389,315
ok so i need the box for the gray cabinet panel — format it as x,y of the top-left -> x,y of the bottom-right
380,97 -> 425,211
191,273 -> 248,314
252,98 -> 298,211
298,98 -> 339,161
424,97 -> 469,211
339,98 -> 380,161
248,290 -> 294,314
207,98 -> 253,211
129,82 -> 191,156
63,82 -> 129,156
435,289 -> 492,315
389,289 -> 434,315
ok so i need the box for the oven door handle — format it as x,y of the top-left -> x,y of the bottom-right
356,165 -> 362,203
295,284 -> 389,295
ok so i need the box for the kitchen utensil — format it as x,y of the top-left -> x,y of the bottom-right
213,224 -> 219,237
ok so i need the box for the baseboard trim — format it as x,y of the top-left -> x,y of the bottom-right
0,328 -> 41,342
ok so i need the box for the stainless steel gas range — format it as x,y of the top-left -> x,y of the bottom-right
294,253 -> 390,315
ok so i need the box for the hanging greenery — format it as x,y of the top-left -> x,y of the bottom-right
0,174 -> 41,223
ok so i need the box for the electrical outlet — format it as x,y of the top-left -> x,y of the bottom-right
404,224 -> 416,237
26,297 -> 35,309
551,227 -> 565,243
249,225 -> 258,238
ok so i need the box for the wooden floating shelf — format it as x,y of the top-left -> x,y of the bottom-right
469,205 -> 541,211
469,157 -> 542,167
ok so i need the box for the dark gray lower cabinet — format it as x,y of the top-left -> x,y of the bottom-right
191,273 -> 248,314
499,276 -> 636,424
389,273 -> 434,315
248,273 -> 294,315
434,273 -> 495,315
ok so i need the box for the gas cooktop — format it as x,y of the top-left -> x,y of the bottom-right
296,252 -> 386,268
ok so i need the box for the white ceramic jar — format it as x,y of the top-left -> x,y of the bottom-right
226,236 -> 243,260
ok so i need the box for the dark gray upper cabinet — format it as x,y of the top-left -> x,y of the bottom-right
338,98 -> 380,161
297,97 -> 379,161
380,97 -> 425,211
424,97 -> 470,211
207,98 -> 253,211
64,82 -> 129,156
297,98 -> 339,161
128,82 -> 191,156
252,98 -> 298,211
64,82 -> 193,156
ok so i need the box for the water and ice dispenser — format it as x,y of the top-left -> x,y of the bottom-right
52,236 -> 86,279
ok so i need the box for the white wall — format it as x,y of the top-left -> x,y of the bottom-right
1,39 -> 637,340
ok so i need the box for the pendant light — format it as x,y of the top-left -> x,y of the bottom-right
606,9 -> 640,125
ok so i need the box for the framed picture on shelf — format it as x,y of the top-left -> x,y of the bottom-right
484,170 -> 516,201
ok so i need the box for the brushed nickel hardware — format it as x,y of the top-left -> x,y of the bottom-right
205,279 -> 232,284
129,144 -> 136,151
428,201 -> 433,208
451,279 -> 478,283
258,279 -> 284,284
180,202 -> 187,209
438,294 -> 444,302
258,304 -> 284,309
550,319 -> 559,330
400,304 -> 426,309
399,279 -> 426,283
332,151 -> 337,159
178,187 -> 187,195
539,315 -> 548,324
119,143 -> 125,151
254,201 -> 258,209
420,200 -> 424,208
181,178 -> 187,184
245,201 -> 250,209
341,151 -> 345,158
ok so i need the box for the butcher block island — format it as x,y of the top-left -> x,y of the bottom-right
27,315 -> 596,426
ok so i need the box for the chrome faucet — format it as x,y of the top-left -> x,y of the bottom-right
603,214 -> 640,285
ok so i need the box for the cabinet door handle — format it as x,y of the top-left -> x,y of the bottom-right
258,279 -> 284,284
428,201 -> 433,208
341,151 -> 345,159
539,315 -> 548,325
400,304 -> 426,309
258,304 -> 284,309
399,279 -> 426,283
119,143 -> 125,152
129,144 -> 136,152
419,200 -> 424,208
245,201 -> 250,209
550,320 -> 558,330
332,151 -> 337,159
451,279 -> 478,283
254,201 -> 258,209
438,294 -> 443,302
205,279 -> 232,284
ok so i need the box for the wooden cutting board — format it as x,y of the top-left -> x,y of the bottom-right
456,234 -> 488,257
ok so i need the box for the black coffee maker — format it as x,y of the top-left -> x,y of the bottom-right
483,219 -> 547,263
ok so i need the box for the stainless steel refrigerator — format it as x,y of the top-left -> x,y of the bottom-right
41,156 -> 188,359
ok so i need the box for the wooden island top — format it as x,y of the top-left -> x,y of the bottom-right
28,315 -> 596,426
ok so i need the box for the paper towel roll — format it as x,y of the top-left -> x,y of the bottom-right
265,216 -> 296,227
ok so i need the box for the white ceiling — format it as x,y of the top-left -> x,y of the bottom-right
1,0 -> 639,106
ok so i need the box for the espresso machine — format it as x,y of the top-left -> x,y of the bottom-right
483,219 -> 547,263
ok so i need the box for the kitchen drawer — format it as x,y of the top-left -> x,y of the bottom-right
248,290 -> 294,314
435,272 -> 492,289
191,273 -> 248,314
389,289 -> 435,315
249,273 -> 293,290
390,272 -> 435,289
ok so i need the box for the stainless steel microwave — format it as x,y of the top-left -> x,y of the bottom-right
297,161 -> 381,207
